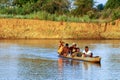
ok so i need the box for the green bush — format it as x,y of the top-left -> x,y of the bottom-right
87,10 -> 95,19
112,8 -> 120,20
56,15 -> 68,21
82,15 -> 90,22
102,9 -> 112,19
1,8 -> 120,23
15,7 -> 25,15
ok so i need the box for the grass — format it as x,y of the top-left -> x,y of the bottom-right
0,11 -> 111,23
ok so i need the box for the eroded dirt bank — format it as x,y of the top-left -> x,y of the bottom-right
0,19 -> 120,39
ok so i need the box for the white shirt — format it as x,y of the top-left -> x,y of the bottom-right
83,50 -> 92,56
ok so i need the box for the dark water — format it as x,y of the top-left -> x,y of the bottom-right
0,40 -> 120,80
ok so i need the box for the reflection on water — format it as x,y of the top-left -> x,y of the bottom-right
0,40 -> 120,80
57,58 -> 101,80
58,57 -> 101,70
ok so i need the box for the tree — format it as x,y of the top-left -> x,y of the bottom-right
97,4 -> 104,11
0,0 -> 8,4
0,0 -> 12,7
73,0 -> 94,16
41,0 -> 70,14
13,0 -> 38,7
12,0 -> 70,14
104,0 -> 120,9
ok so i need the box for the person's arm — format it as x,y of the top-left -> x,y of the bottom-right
90,51 -> 93,57
82,51 -> 85,54
82,51 -> 86,57
88,51 -> 93,57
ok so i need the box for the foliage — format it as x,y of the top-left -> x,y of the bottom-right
104,0 -> 120,9
0,0 -> 120,22
95,8 -> 120,20
0,0 -> 8,4
43,0 -> 70,14
87,10 -> 95,19
0,11 -> 95,22
102,8 -> 112,19
97,4 -> 104,11
73,0 -> 94,16
112,8 -> 120,20
13,0 -> 37,7
12,0 -> 70,14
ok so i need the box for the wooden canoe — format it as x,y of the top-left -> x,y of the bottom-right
59,55 -> 101,63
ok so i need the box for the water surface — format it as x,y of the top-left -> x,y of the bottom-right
0,40 -> 120,80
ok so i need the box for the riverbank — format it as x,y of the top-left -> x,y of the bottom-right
0,18 -> 120,40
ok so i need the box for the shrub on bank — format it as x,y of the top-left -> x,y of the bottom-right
0,8 -> 119,23
0,11 -> 93,22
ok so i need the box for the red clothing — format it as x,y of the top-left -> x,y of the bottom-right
69,46 -> 77,54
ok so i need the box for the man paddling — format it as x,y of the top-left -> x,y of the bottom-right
61,43 -> 69,57
58,41 -> 64,55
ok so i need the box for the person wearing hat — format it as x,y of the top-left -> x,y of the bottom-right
69,43 -> 77,55
82,46 -> 93,57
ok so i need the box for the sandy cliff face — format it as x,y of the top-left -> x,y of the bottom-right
0,19 -> 120,39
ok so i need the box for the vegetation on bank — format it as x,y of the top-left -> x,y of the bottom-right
0,12 -> 105,23
0,0 -> 120,22
0,0 -> 120,39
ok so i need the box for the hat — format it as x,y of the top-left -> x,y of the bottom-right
72,43 -> 76,46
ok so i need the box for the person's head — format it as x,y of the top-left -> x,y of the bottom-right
85,46 -> 89,52
65,43 -> 69,47
72,43 -> 76,47
76,47 -> 80,52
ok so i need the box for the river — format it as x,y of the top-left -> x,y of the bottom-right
0,40 -> 120,80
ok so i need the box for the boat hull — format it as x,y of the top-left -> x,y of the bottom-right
59,55 -> 101,63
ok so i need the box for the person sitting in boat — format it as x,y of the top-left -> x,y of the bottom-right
72,47 -> 82,57
82,46 -> 93,57
69,43 -> 77,55
61,43 -> 69,57
58,41 -> 64,55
